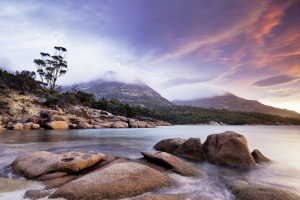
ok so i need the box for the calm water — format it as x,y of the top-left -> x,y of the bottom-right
0,125 -> 300,199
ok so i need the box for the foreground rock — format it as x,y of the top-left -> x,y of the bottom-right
228,180 -> 300,200
251,149 -> 272,164
141,151 -> 207,178
11,150 -> 105,179
50,162 -> 176,200
24,190 -> 52,200
153,138 -> 187,154
202,131 -> 257,167
174,137 -> 206,161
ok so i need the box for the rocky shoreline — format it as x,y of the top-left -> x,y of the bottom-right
0,105 -> 172,131
0,91 -> 172,131
2,131 -> 299,200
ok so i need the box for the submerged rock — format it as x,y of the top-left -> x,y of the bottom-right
50,162 -> 176,200
228,180 -> 300,200
141,151 -> 207,178
24,189 -> 52,200
153,138 -> 187,154
202,131 -> 257,167
251,149 -> 272,164
11,150 -> 105,179
174,137 -> 206,161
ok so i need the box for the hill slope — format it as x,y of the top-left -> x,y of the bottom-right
63,80 -> 174,109
172,93 -> 300,119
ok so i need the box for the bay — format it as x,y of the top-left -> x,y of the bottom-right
0,125 -> 300,199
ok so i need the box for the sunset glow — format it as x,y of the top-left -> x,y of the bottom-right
1,0 -> 300,112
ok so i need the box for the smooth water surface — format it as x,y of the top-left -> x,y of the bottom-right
0,125 -> 300,199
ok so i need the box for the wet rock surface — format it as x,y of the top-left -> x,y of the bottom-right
141,151 -> 207,178
228,180 -> 300,200
24,189 -> 52,200
11,150 -> 105,179
251,149 -> 272,164
153,138 -> 187,154
174,137 -> 206,161
50,162 -> 177,200
202,131 -> 257,167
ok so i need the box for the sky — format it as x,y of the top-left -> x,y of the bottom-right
1,0 -> 300,112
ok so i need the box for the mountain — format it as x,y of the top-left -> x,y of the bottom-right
62,72 -> 174,108
172,93 -> 300,119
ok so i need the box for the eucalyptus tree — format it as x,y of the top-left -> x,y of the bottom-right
34,46 -> 68,94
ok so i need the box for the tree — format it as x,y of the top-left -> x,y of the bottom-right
14,70 -> 37,93
34,46 -> 68,94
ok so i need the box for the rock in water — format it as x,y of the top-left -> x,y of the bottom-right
24,190 -> 52,200
8,123 -> 24,130
45,121 -> 69,129
202,131 -> 257,167
31,124 -> 40,129
174,137 -> 206,161
251,149 -> 271,164
50,162 -> 176,200
77,121 -> 87,129
228,180 -> 300,200
153,138 -> 187,154
11,150 -> 105,179
141,151 -> 207,178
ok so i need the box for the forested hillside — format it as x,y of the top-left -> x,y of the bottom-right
158,105 -> 300,125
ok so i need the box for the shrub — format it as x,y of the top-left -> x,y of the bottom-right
44,97 -> 59,107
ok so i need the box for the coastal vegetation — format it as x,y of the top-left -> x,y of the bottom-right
34,46 -> 68,94
158,105 -> 300,125
1,68 -> 300,125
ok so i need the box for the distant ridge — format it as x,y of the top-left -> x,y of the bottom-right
63,72 -> 174,109
172,93 -> 300,119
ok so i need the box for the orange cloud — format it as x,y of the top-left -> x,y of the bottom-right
251,0 -> 293,45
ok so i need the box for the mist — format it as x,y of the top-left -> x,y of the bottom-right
161,84 -> 227,101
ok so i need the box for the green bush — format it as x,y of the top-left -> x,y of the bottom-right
44,97 -> 59,107
82,102 -> 91,108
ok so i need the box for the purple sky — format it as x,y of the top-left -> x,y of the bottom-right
1,0 -> 300,112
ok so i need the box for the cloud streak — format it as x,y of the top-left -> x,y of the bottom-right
0,0 -> 300,111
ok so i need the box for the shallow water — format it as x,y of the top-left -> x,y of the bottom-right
0,125 -> 300,199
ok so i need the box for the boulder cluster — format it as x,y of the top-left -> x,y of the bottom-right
0,105 -> 172,131
9,150 -> 199,200
4,131 -> 299,200
154,131 -> 272,167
